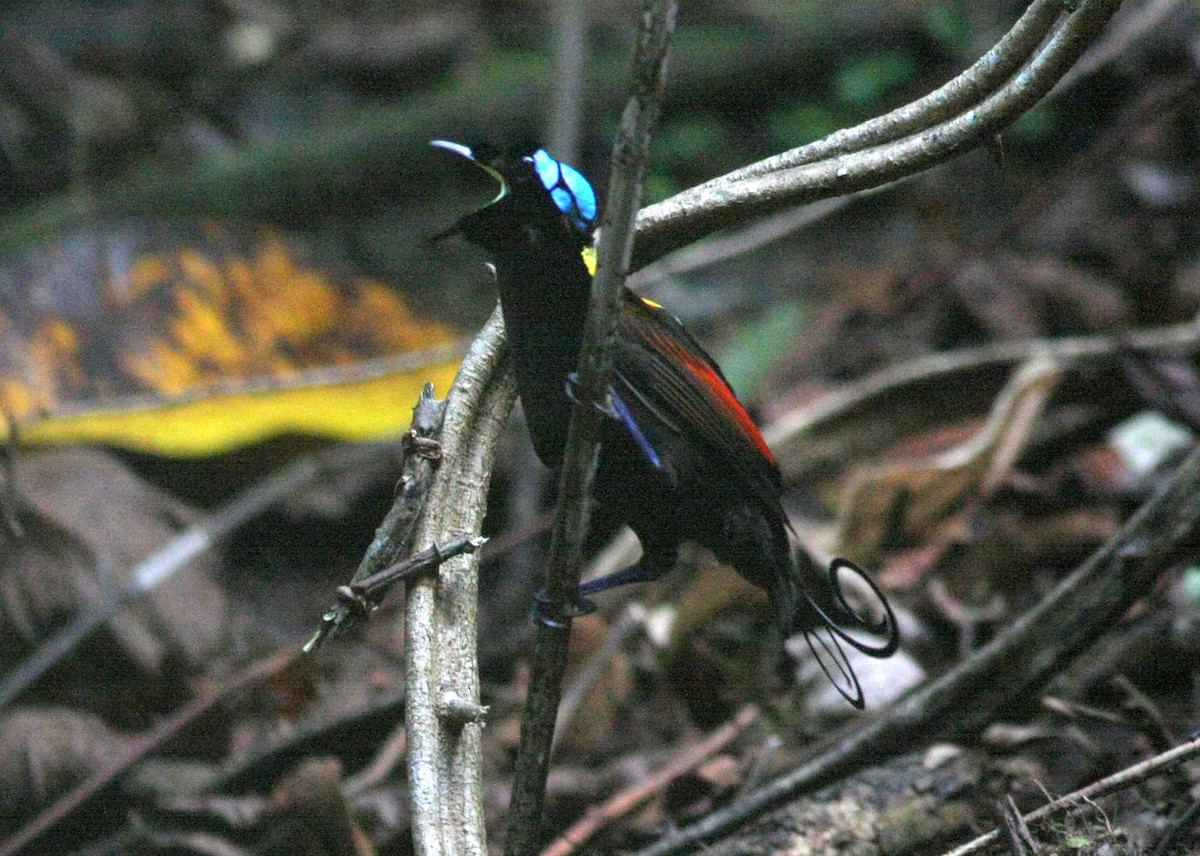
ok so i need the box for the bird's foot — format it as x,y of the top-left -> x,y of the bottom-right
564,372 -> 620,420
532,588 -> 597,629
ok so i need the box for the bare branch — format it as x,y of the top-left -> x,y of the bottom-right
632,0 -> 1125,267
406,307 -> 517,856
547,0 -> 588,163
723,0 -> 1064,180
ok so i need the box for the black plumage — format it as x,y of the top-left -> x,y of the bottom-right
434,141 -> 897,705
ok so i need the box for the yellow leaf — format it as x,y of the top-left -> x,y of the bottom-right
1,222 -> 468,455
17,349 -> 464,455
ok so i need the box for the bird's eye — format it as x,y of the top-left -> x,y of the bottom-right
529,149 -> 597,230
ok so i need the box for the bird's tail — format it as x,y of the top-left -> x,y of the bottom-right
786,549 -> 900,709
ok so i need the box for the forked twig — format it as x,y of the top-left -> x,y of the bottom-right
304,386 -> 449,652
306,534 -> 485,653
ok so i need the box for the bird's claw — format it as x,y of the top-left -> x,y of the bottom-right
533,588 -> 597,629
565,372 -> 619,420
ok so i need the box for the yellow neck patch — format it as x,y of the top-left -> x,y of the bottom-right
580,247 -> 663,310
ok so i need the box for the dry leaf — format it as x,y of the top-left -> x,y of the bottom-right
1,448 -> 226,704
836,357 -> 1064,564
0,221 -> 464,455
0,705 -> 133,824
266,758 -> 374,856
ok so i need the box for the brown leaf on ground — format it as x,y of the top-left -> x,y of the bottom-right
1,447 -> 226,717
836,357 -> 1064,565
266,758 -> 375,856
0,705 -> 133,825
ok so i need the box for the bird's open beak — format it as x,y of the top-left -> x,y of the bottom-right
431,140 -> 507,198
429,140 -> 509,242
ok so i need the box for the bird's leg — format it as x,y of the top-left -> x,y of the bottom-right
578,560 -> 666,595
533,560 -> 668,628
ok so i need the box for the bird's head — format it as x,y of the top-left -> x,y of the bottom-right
430,141 -> 598,249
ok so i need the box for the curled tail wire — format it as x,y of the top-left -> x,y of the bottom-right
800,558 -> 900,709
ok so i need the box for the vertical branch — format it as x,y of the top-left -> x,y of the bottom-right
406,307 -> 517,856
503,1 -> 678,854
547,0 -> 589,164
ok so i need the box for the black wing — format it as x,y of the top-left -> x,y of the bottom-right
611,290 -> 784,510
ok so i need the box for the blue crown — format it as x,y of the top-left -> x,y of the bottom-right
529,149 -> 597,231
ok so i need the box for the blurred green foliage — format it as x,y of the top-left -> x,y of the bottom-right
768,103 -> 839,150
833,51 -> 920,110
1009,99 -> 1059,144
717,299 -> 809,398
919,3 -> 970,56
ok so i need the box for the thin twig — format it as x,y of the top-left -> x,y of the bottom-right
352,534 -> 484,602
547,0 -> 588,164
501,0 -> 681,849
0,409 -> 21,537
632,441 -> 1200,855
351,387 -> 450,582
308,534 -> 485,655
943,731 -> 1200,856
540,706 -> 760,856
504,3 -> 677,854
764,320 -> 1200,481
304,388 -> 449,652
1001,795 -> 1040,855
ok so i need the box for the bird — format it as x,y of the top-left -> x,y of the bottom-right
431,140 -> 897,706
